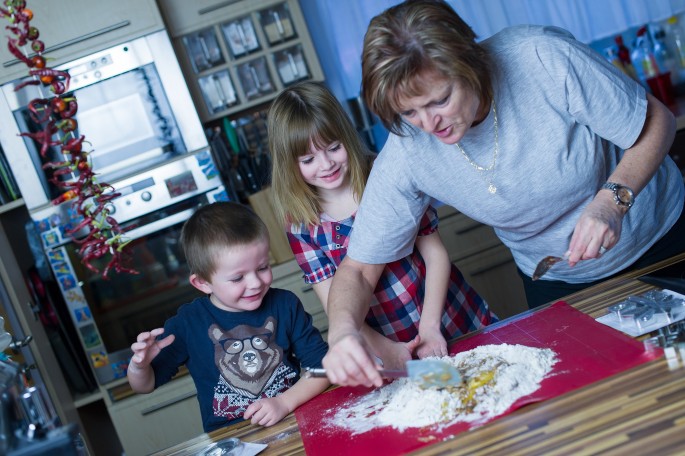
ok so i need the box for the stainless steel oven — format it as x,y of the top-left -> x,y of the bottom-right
0,30 -> 207,214
38,152 -> 227,386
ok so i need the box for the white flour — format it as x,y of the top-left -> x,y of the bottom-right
328,344 -> 557,434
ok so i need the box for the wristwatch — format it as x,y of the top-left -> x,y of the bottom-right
602,182 -> 635,208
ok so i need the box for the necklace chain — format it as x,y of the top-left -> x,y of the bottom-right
456,101 -> 498,194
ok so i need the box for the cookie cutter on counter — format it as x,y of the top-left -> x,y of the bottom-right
607,290 -> 685,333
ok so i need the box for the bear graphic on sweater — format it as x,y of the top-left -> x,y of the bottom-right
209,317 -> 296,419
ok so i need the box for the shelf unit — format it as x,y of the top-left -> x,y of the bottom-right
158,0 -> 324,122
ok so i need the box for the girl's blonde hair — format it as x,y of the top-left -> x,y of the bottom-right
268,81 -> 372,226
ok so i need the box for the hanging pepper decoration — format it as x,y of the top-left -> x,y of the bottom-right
1,0 -> 136,278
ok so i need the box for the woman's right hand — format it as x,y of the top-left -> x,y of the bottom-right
322,332 -> 385,388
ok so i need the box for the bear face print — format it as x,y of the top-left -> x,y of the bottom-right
208,317 -> 283,395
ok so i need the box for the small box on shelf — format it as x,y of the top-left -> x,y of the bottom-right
0,146 -> 21,206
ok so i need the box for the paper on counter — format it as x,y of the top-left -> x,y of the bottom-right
595,289 -> 685,337
198,439 -> 267,456
236,442 -> 267,456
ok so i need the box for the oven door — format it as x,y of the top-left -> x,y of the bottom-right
0,30 -> 207,212
45,191 -> 220,385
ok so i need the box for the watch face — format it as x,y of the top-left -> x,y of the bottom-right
617,187 -> 631,203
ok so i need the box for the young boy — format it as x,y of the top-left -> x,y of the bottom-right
127,202 -> 329,432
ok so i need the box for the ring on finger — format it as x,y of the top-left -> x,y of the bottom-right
599,245 -> 607,255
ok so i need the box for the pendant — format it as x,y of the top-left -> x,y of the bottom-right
488,183 -> 497,194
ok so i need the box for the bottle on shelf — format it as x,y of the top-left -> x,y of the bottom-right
664,15 -> 685,84
649,24 -> 676,83
613,35 -> 638,81
631,26 -> 660,83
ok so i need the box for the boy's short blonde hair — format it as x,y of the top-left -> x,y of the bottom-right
180,202 -> 269,280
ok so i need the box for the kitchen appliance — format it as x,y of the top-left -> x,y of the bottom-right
0,29 -> 207,215
36,151 -> 226,386
0,324 -> 83,455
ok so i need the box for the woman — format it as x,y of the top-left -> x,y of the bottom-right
322,0 -> 685,388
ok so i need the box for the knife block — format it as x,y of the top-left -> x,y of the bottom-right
248,187 -> 294,265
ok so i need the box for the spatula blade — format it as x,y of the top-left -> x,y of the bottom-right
532,254 -> 568,281
406,359 -> 462,388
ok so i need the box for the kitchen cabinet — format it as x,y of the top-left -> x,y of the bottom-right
107,374 -> 203,456
271,259 -> 328,339
157,0 -> 324,122
0,0 -> 164,85
436,206 -> 528,319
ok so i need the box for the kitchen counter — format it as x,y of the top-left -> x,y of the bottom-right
154,251 -> 685,456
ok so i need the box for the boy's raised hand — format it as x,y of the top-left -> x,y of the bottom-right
130,328 -> 175,366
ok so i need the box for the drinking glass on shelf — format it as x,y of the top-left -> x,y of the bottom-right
221,16 -> 261,59
182,27 -> 225,73
273,44 -> 310,85
237,57 -> 274,100
198,70 -> 239,114
259,3 -> 297,45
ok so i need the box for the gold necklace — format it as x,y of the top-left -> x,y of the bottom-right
456,101 -> 498,194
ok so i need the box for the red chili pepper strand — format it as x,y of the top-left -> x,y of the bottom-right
66,217 -> 94,235
4,1 -> 133,278
61,100 -> 77,118
27,98 -> 50,123
6,39 -> 32,65
61,135 -> 85,152
13,79 -> 39,91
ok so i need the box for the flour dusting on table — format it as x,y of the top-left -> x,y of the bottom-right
328,344 -> 557,434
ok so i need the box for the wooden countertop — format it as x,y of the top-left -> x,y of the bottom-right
154,252 -> 685,456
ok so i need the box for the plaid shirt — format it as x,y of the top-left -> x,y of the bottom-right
287,206 -> 495,342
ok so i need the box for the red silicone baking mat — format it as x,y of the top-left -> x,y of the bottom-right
295,301 -> 663,456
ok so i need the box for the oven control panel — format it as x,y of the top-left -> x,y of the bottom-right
104,149 -> 220,224
32,149 -> 222,248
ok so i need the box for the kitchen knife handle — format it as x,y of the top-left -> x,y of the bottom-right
303,367 -> 407,379
303,367 -> 326,378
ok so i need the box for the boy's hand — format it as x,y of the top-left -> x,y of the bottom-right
243,396 -> 289,426
416,331 -> 448,359
130,328 -> 175,366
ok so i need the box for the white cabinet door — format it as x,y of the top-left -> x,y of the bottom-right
436,206 -> 528,319
0,0 -> 164,84
271,260 -> 328,338
108,375 -> 203,456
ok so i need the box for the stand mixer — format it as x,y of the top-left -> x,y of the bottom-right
0,316 -> 84,455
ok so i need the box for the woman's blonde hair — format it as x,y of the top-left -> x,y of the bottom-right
362,0 -> 493,135
268,81 -> 372,226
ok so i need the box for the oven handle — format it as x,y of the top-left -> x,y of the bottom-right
123,208 -> 198,241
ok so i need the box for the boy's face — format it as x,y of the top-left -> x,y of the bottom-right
190,238 -> 272,312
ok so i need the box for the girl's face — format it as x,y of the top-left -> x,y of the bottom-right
396,70 -> 483,145
298,140 -> 349,191
190,240 -> 273,312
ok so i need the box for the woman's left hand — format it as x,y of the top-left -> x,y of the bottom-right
567,192 -> 625,266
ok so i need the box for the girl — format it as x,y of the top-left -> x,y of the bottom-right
269,81 -> 495,366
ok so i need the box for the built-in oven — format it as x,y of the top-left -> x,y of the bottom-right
39,152 -> 227,386
0,29 -> 207,214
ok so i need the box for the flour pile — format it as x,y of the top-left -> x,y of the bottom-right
328,344 -> 557,434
